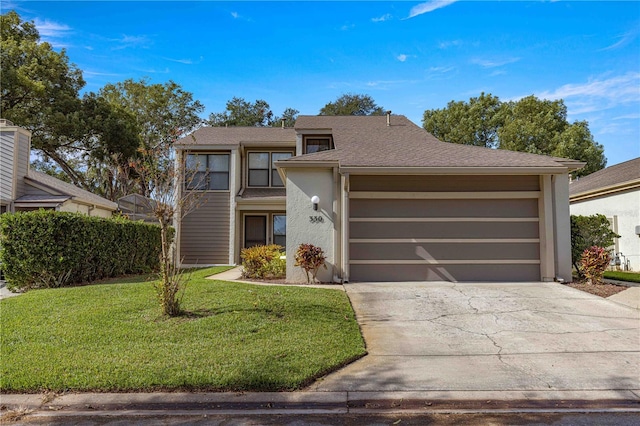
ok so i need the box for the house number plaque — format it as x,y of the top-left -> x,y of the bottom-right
309,216 -> 324,223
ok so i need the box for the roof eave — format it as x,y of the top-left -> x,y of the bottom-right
570,178 -> 640,202
338,166 -> 571,175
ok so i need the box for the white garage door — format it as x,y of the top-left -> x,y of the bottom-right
348,175 -> 542,282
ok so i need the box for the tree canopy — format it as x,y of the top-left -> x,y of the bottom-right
423,93 -> 606,177
208,97 -> 298,127
98,78 -> 204,196
319,93 -> 385,116
1,11 -> 85,166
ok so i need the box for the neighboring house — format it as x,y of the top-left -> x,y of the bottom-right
570,157 -> 640,271
175,114 -> 584,283
0,120 -> 117,217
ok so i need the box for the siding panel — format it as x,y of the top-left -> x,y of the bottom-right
180,192 -> 230,264
0,132 -> 15,201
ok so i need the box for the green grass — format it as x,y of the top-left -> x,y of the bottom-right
0,267 -> 366,393
603,270 -> 640,283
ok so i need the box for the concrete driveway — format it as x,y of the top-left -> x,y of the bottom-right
311,282 -> 640,395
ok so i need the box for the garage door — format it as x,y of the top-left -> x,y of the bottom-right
348,175 -> 541,282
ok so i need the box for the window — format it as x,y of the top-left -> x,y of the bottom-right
186,153 -> 229,190
273,214 -> 286,248
248,152 -> 292,187
304,137 -> 332,154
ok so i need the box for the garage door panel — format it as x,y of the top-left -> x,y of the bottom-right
350,199 -> 539,219
350,242 -> 540,261
350,264 -> 541,282
350,175 -> 540,192
350,221 -> 540,239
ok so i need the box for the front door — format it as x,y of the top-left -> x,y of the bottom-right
245,215 -> 267,247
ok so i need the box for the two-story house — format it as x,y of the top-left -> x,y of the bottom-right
175,114 -> 584,284
0,120 -> 117,216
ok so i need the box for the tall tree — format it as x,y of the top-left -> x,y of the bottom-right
272,107 -> 299,128
319,93 -> 385,116
423,92 -> 503,148
422,94 -> 606,177
209,97 -> 273,127
99,79 -> 205,196
1,12 -> 143,198
1,11 -> 85,174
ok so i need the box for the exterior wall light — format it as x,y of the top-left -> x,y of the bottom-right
311,195 -> 320,211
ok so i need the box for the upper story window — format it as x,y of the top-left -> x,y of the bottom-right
304,136 -> 333,154
248,151 -> 292,187
185,153 -> 230,191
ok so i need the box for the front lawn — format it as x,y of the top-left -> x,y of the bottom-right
0,267 -> 366,393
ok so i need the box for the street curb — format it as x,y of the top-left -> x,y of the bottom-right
3,390 -> 640,417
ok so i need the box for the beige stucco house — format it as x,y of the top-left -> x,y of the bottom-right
570,157 -> 640,271
0,120 -> 117,217
175,114 -> 583,283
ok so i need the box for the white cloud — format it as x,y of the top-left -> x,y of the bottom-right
364,79 -> 420,90
341,23 -> 355,31
408,0 -> 458,19
470,57 -> 520,68
163,56 -> 203,65
425,66 -> 456,79
537,73 -> 640,108
601,26 -> 639,51
397,54 -> 408,62
33,18 -> 71,48
111,35 -> 150,50
34,18 -> 71,38
372,13 -> 392,22
438,39 -> 462,49
231,11 -> 239,19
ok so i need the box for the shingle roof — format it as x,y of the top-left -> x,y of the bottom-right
176,127 -> 296,146
569,157 -> 640,196
290,115 -> 575,169
25,170 -> 118,210
239,188 -> 286,199
14,194 -> 71,203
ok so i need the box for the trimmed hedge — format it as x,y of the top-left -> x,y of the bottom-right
0,210 -> 162,291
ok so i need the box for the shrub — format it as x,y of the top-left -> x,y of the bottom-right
571,214 -> 619,276
580,246 -> 611,285
294,243 -> 327,284
240,244 -> 286,279
0,210 -> 163,291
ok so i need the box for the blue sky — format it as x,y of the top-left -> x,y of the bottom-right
4,1 -> 640,166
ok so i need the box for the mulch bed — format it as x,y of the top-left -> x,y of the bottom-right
565,281 -> 628,298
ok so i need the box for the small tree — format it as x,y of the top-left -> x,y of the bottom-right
294,244 -> 327,284
580,246 -> 611,285
132,143 -> 203,316
570,214 -> 619,277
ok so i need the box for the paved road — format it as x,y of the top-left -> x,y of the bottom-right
310,282 -> 640,394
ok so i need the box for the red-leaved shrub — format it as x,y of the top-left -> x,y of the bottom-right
580,246 -> 611,285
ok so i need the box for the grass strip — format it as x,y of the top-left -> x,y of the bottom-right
603,270 -> 640,283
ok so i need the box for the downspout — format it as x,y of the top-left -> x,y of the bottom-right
333,167 -> 341,283
340,172 -> 350,283
551,175 -> 559,279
